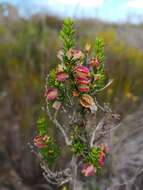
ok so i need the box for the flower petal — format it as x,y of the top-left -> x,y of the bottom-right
80,94 -> 95,108
45,88 -> 58,100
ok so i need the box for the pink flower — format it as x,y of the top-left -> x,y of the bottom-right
74,65 -> 90,75
76,76 -> 91,85
56,71 -> 69,82
45,88 -> 58,100
89,57 -> 100,68
33,135 -> 45,149
82,164 -> 95,177
72,50 -> 84,60
98,152 -> 106,167
78,85 -> 90,92
74,66 -> 91,80
100,143 -> 110,154
73,65 -> 91,92
66,49 -> 84,60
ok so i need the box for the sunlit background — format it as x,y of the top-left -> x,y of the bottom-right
2,0 -> 143,23
0,0 -> 143,189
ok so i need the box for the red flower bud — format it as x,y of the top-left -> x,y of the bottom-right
56,71 -> 69,82
74,65 -> 90,74
98,152 -> 106,167
45,88 -> 58,101
78,85 -> 90,92
82,164 -> 95,177
100,143 -> 110,154
76,76 -> 91,85
33,135 -> 45,149
90,57 -> 100,68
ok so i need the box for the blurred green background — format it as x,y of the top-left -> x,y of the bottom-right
0,1 -> 143,189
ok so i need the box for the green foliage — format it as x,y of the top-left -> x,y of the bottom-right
37,116 -> 47,136
71,139 -> 86,155
93,72 -> 106,90
48,69 -> 57,87
36,116 -> 61,166
95,38 -> 106,89
86,147 -> 101,168
1,3 -> 143,180
40,137 -> 60,167
60,19 -> 76,53
93,37 -> 105,64
42,20 -> 109,173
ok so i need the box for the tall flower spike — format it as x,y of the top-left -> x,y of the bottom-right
60,19 -> 75,53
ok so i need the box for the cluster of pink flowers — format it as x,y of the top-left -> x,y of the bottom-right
33,18 -> 112,183
44,47 -> 102,105
44,69 -> 69,101
82,144 -> 110,177
74,65 -> 91,92
98,143 -> 110,167
43,47 -> 109,177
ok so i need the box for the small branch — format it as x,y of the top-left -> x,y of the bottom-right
53,119 -> 71,145
65,87 -> 74,106
28,143 -> 43,160
95,79 -> 114,93
46,104 -> 71,146
94,99 -> 106,112
46,104 -> 53,120
69,109 -> 78,125
94,99 -> 112,114
108,168 -> 143,190
70,156 -> 78,190
28,143 -> 72,186
90,115 -> 121,147
90,117 -> 105,147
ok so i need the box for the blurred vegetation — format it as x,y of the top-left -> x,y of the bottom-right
0,2 -> 143,190
0,2 -> 143,134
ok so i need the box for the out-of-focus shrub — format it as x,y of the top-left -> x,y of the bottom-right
0,3 -> 143,133
78,27 -> 143,115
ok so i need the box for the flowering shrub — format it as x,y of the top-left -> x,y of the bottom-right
30,19 -> 117,189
